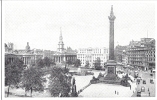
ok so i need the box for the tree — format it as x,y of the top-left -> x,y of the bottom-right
5,57 -> 24,97
43,57 -> 51,67
30,59 -> 35,67
50,59 -> 56,66
74,59 -> 81,67
66,59 -> 72,66
21,66 -> 45,97
94,57 -> 101,70
121,74 -> 131,87
36,58 -> 44,68
85,60 -> 90,68
48,67 -> 71,97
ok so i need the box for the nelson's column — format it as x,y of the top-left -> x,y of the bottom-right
104,5 -> 117,80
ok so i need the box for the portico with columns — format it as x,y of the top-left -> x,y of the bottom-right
53,54 -> 77,63
17,54 -> 42,65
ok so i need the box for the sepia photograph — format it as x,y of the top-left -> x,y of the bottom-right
2,0 -> 156,98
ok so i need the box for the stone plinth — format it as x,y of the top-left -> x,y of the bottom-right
104,60 -> 118,80
106,60 -> 116,74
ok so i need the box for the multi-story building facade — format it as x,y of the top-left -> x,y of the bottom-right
114,45 -> 128,63
127,38 -> 155,71
77,47 -> 109,68
43,50 -> 55,59
122,50 -> 128,66
5,42 -> 16,64
145,38 -> 155,70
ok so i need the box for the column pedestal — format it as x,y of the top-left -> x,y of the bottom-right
103,60 -> 118,80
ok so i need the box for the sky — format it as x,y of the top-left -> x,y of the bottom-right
3,0 -> 156,51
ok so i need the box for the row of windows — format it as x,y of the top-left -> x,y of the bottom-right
81,62 -> 104,65
79,49 -> 108,54
81,60 -> 104,62
131,62 -> 143,65
147,55 -> 155,57
77,54 -> 105,57
78,57 -> 106,60
147,58 -> 155,61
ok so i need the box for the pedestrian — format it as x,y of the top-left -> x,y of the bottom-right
117,92 -> 119,95
133,91 -> 134,93
115,90 -> 116,94
148,88 -> 149,92
130,85 -> 131,90
59,93 -> 62,97
149,92 -> 150,96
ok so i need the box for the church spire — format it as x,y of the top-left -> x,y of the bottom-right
58,27 -> 64,53
59,27 -> 63,41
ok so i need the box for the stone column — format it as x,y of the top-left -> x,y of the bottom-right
63,55 -> 66,62
27,57 -> 28,65
29,57 -> 30,65
24,57 -> 25,65
25,57 -> 27,65
105,5 -> 117,78
108,5 -> 116,60
26,57 -> 27,65
25,57 -> 26,65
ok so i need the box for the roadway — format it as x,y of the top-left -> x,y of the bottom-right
117,65 -> 155,97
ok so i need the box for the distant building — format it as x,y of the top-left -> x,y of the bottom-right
5,42 -> 43,66
52,28 -> 77,64
122,50 -> 128,66
127,38 -> 155,70
145,39 -> 155,70
77,47 -> 109,68
43,50 -> 55,59
114,45 -> 128,62
5,42 -> 14,53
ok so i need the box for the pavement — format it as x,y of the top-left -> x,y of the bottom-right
76,69 -> 137,97
78,83 -> 134,97
74,70 -> 106,92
